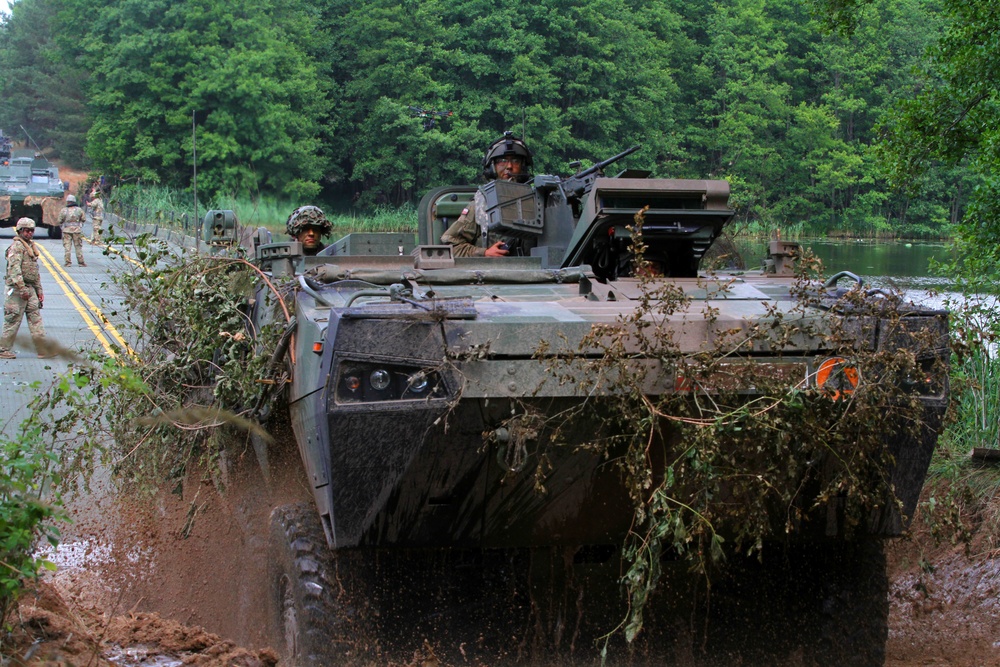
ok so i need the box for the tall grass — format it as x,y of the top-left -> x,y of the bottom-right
108,185 -> 418,236
930,294 -> 1000,489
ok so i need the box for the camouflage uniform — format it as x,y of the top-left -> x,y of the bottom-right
1,235 -> 46,356
58,202 -> 86,266
90,196 -> 105,241
440,191 -> 490,257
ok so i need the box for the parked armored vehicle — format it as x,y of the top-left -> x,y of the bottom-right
0,149 -> 66,237
0,129 -> 11,163
244,148 -> 948,666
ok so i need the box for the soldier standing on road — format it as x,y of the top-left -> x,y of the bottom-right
58,194 -> 86,266
0,218 -> 48,360
286,206 -> 332,256
89,188 -> 105,242
440,132 -> 534,257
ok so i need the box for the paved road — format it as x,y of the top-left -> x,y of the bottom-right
0,222 -> 135,428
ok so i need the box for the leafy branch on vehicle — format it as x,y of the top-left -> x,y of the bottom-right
92,234 -> 290,495
522,217 -> 949,643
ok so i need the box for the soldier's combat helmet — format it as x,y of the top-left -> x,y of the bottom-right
286,205 -> 332,238
482,132 -> 533,182
66,194 -> 77,205
15,217 -> 35,231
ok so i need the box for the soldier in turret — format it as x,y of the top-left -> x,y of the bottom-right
286,205 -> 332,256
89,187 -> 105,242
440,133 -> 533,257
58,194 -> 86,266
0,218 -> 48,359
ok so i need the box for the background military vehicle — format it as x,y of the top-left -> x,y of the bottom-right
235,147 -> 949,666
0,148 -> 67,238
0,129 -> 11,163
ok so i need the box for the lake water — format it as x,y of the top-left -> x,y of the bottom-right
738,239 -> 958,309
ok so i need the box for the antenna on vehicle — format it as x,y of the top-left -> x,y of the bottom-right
19,125 -> 43,154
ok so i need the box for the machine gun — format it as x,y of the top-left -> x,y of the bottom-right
557,144 -> 641,200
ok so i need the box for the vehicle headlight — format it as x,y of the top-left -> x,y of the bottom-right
407,372 -> 429,393
336,362 -> 445,403
369,369 -> 391,391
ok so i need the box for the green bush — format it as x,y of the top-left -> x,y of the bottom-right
0,402 -> 64,624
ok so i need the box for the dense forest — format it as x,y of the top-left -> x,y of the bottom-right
0,0 -> 988,238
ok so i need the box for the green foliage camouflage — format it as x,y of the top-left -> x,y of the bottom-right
95,232 -> 287,493
516,224 -> 949,641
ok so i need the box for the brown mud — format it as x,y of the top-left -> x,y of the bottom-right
885,493 -> 1000,667
7,459 -> 998,667
3,385 -> 997,667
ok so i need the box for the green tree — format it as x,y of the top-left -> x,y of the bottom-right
0,0 -> 89,165
80,0 -> 328,199
323,0 -> 687,205
876,0 -> 1000,264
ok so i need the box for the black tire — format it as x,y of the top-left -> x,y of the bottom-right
705,538 -> 888,666
811,538 -> 889,666
268,503 -> 359,666
48,225 -> 62,239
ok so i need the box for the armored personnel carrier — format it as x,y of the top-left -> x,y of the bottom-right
0,129 -> 11,163
244,149 -> 948,666
0,148 -> 66,238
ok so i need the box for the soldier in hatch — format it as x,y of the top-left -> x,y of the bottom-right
440,132 -> 533,257
286,205 -> 332,256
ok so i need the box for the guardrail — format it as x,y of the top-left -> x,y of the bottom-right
105,206 -> 261,254
108,203 -> 195,233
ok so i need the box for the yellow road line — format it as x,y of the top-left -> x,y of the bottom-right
36,244 -> 134,357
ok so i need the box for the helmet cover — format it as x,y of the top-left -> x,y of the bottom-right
286,205 -> 332,237
66,194 -> 77,204
15,217 -> 35,230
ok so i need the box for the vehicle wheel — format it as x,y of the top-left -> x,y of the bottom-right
810,538 -> 888,666
268,503 -> 359,666
705,538 -> 888,666
48,225 -> 62,239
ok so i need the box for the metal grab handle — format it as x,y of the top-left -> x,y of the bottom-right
823,271 -> 863,289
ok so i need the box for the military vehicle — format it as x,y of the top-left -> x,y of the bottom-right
0,148 -> 67,238
238,147 -> 948,666
0,129 -> 12,163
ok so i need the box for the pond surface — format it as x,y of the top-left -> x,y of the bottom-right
737,238 -> 958,308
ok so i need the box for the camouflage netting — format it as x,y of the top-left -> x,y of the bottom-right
27,196 -> 66,226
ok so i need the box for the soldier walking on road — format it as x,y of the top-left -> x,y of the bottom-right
89,188 -> 105,242
58,194 -> 86,266
0,218 -> 48,359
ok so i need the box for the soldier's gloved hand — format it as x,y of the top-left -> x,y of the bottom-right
38,292 -> 44,308
19,288 -> 31,301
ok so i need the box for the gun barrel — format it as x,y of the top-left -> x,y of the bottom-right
598,144 -> 641,170
574,144 -> 642,179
